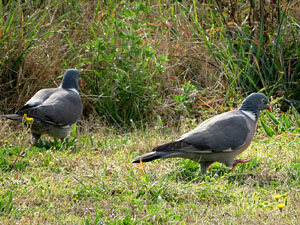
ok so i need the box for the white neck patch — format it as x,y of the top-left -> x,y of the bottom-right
241,110 -> 256,121
68,88 -> 79,95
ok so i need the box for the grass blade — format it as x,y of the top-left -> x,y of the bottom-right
266,110 -> 280,125
260,116 -> 274,136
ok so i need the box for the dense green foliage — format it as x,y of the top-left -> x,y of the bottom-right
76,2 -> 164,127
0,0 -> 299,126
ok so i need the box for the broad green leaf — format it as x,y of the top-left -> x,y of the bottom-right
266,110 -> 280,125
260,117 -> 274,136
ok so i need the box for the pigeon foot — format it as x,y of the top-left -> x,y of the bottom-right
231,159 -> 250,172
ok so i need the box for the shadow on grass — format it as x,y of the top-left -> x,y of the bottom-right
34,136 -> 79,152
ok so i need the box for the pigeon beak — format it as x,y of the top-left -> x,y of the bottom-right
267,105 -> 272,112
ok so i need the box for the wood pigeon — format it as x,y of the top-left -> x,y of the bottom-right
133,93 -> 272,174
0,69 -> 83,144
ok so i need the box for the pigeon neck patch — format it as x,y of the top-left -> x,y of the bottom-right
240,110 -> 256,121
68,88 -> 79,95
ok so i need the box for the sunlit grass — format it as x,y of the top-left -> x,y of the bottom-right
0,120 -> 299,224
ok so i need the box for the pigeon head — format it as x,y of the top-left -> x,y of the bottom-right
239,93 -> 271,117
60,69 -> 81,91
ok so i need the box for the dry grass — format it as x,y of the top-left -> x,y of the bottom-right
2,0 -> 299,122
0,0 -> 225,119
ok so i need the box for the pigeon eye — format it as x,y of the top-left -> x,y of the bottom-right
261,99 -> 265,103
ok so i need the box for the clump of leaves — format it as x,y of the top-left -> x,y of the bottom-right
74,2 -> 164,128
260,107 -> 300,136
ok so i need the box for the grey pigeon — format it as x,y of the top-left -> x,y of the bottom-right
1,69 -> 83,144
133,93 -> 271,174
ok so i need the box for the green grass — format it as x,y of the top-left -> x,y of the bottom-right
0,121 -> 299,224
0,0 -> 299,223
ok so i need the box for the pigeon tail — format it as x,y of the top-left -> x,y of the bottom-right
0,114 -> 23,122
153,140 -> 190,152
132,152 -> 171,163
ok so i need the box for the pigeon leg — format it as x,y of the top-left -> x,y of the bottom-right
231,159 -> 250,172
200,162 -> 213,174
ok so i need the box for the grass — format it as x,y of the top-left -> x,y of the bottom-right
0,119 -> 299,224
0,1 -> 299,223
